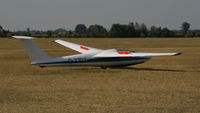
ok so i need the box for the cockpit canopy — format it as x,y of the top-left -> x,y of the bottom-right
117,49 -> 136,52
116,49 -> 136,54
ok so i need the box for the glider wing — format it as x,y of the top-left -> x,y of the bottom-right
93,49 -> 182,58
55,40 -> 102,53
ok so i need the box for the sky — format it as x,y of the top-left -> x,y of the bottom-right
0,0 -> 200,31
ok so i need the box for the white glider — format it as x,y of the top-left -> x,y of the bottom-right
12,36 -> 182,68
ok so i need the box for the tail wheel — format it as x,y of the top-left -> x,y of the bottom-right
100,67 -> 107,69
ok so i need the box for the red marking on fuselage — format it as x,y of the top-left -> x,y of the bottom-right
80,46 -> 89,50
118,51 -> 132,55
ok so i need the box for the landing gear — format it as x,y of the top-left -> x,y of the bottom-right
100,66 -> 107,69
40,66 -> 46,68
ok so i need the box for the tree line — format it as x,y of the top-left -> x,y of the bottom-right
1,22 -> 200,38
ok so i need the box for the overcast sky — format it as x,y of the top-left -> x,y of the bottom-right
0,0 -> 200,30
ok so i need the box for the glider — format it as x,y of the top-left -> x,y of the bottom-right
13,36 -> 182,68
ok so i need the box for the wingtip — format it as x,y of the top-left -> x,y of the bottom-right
54,39 -> 62,42
174,53 -> 182,56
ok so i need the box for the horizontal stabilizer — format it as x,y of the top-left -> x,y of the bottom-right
12,36 -> 35,39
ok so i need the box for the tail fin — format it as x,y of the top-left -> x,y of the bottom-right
12,36 -> 52,62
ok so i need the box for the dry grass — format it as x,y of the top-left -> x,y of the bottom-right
0,38 -> 200,113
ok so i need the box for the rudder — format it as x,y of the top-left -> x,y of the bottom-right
13,36 -> 52,62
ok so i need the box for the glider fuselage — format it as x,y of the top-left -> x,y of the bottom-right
32,53 -> 151,67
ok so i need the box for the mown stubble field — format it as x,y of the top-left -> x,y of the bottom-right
0,38 -> 200,113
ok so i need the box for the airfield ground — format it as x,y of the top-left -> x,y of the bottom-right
0,38 -> 200,113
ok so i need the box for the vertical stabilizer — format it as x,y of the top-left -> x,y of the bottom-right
13,36 -> 52,62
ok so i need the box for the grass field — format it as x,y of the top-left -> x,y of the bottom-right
0,38 -> 200,113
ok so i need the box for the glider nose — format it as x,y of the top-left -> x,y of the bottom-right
145,57 -> 151,61
139,57 -> 151,63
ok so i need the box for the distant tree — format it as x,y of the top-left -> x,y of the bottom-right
87,25 -> 107,37
0,25 -> 3,32
149,26 -> 162,37
68,30 -> 74,38
134,22 -> 140,30
110,23 -> 137,38
0,25 -> 8,37
134,22 -> 141,37
127,22 -> 136,37
54,28 -> 67,38
140,23 -> 148,37
194,31 -> 200,37
149,26 -> 157,37
47,31 -> 52,38
109,24 -> 124,38
161,28 -> 169,37
75,24 -> 87,35
156,27 -> 162,37
55,28 -> 67,33
181,22 -> 190,36
26,28 -> 31,36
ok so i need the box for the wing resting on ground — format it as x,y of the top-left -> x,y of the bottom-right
93,49 -> 182,58
55,40 -> 102,54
